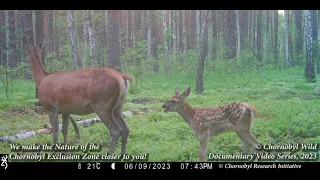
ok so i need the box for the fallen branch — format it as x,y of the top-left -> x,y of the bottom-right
0,117 -> 101,143
0,109 -> 153,143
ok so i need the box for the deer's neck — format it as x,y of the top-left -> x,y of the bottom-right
177,102 -> 196,126
29,47 -> 48,87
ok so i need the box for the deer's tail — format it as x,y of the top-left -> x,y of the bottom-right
120,73 -> 135,83
242,103 -> 258,120
248,104 -> 258,119
118,73 -> 135,94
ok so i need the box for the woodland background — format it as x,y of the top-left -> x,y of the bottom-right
0,10 -> 319,162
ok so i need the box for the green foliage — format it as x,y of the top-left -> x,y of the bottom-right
0,66 -> 319,162
120,38 -> 148,80
0,11 -> 318,162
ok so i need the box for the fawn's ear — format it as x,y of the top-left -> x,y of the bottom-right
175,88 -> 180,96
179,86 -> 191,100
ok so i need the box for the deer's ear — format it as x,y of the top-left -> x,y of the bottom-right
179,86 -> 191,100
175,88 -> 180,96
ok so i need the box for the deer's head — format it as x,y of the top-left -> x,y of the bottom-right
162,86 -> 191,113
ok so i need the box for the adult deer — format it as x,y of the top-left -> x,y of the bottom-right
162,87 -> 260,161
26,44 -> 134,155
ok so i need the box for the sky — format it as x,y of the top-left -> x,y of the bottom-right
278,10 -> 284,14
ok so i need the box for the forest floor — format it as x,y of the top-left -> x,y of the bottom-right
0,66 -> 319,162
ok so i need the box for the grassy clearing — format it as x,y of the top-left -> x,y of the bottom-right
0,66 -> 319,162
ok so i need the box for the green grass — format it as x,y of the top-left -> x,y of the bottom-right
0,66 -> 319,162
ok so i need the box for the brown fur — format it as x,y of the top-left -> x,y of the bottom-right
27,45 -> 134,154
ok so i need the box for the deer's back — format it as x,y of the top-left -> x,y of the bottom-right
195,102 -> 251,127
38,68 -> 124,111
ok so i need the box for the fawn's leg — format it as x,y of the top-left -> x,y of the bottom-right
236,131 -> 250,154
198,134 -> 210,162
238,131 -> 260,151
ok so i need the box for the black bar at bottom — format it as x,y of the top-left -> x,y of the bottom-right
0,161 -> 318,173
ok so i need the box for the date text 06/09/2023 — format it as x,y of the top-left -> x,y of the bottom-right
123,162 -> 213,170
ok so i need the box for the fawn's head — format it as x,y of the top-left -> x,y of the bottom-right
162,86 -> 191,113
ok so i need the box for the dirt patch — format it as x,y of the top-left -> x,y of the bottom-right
2,106 -> 47,119
132,97 -> 160,105
7,107 -> 30,117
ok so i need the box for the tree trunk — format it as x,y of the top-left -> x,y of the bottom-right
183,10 -> 187,55
142,10 -> 148,41
147,10 -> 152,74
212,10 -> 217,59
318,10 -> 320,73
134,10 -> 141,46
83,10 -> 87,68
294,10 -> 303,62
107,10 -> 121,72
35,10 -> 44,55
227,10 -> 237,60
0,11 -> 5,66
35,10 -> 45,107
236,10 -> 240,71
46,10 -> 54,71
150,10 -> 159,72
178,10 -> 183,65
126,10 -> 132,49
266,10 -> 270,63
191,10 -> 197,49
204,11 -> 209,57
53,11 -> 59,60
196,10 -> 200,50
241,10 -> 249,51
185,10 -> 191,50
311,10 -> 318,71
15,11 -> 22,65
168,10 -> 172,51
163,10 -> 170,75
256,10 -> 263,63
5,11 -> 9,65
119,10 -> 125,56
304,10 -> 316,83
173,10 -> 177,56
196,10 -> 209,93
289,11 -> 295,67
274,10 -> 279,65
248,10 -> 252,48
104,10 -> 108,54
270,11 -> 273,58
66,10 -> 81,69
85,10 -> 95,60
253,11 -> 256,52
284,10 -> 290,68
7,10 -> 17,68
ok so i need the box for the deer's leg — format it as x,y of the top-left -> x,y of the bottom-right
62,114 -> 70,145
113,93 -> 129,155
70,116 -> 80,140
92,104 -> 122,154
198,135 -> 210,162
48,108 -> 59,146
236,131 -> 249,154
114,106 -> 129,155
238,131 -> 260,151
